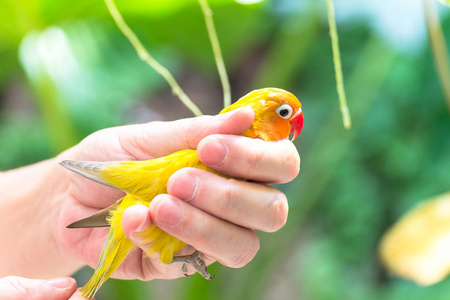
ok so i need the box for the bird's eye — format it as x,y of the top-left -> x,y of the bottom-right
276,104 -> 293,119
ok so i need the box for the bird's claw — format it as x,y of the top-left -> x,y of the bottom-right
171,250 -> 215,280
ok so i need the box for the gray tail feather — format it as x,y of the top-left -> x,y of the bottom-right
66,199 -> 123,228
60,160 -> 119,189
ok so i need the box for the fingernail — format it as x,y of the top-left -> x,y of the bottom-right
136,213 -> 150,233
184,175 -> 198,202
154,196 -> 184,227
173,172 -> 198,202
200,139 -> 227,166
46,277 -> 74,288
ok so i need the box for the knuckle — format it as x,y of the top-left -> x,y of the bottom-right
115,124 -> 153,160
221,179 -> 238,211
3,276 -> 29,298
188,114 -> 226,148
266,193 -> 289,232
198,223 -> 218,249
184,117 -> 197,149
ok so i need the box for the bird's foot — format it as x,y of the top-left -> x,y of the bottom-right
171,250 -> 215,280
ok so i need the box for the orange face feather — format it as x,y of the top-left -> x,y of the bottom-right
220,88 -> 303,142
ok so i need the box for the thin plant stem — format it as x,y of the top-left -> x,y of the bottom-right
104,0 -> 203,116
198,0 -> 231,108
424,0 -> 450,113
326,0 -> 352,129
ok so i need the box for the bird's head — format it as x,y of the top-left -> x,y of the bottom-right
220,88 -> 303,142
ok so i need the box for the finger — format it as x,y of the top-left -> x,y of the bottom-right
122,204 -> 197,280
167,168 -> 288,232
0,276 -> 77,300
122,204 -> 152,241
116,106 -> 255,160
197,136 -> 300,183
69,288 -> 92,300
149,195 -> 260,268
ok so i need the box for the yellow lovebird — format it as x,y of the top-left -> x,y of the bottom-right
61,88 -> 304,299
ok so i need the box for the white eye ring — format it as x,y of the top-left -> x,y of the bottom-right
276,104 -> 293,119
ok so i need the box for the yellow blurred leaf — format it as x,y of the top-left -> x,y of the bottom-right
379,192 -> 450,285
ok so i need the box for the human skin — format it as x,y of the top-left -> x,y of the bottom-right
0,106 -> 300,286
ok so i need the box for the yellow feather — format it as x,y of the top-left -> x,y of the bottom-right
81,196 -> 135,298
80,150 -> 212,298
70,88 -> 303,299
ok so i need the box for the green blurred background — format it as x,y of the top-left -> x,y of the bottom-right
1,0 -> 449,299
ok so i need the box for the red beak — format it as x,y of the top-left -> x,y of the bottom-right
290,109 -> 304,141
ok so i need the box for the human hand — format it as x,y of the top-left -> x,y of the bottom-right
0,276 -> 85,300
56,106 -> 300,280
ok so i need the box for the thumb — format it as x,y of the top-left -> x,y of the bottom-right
0,276 -> 78,300
63,105 -> 254,162
117,106 -> 255,159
